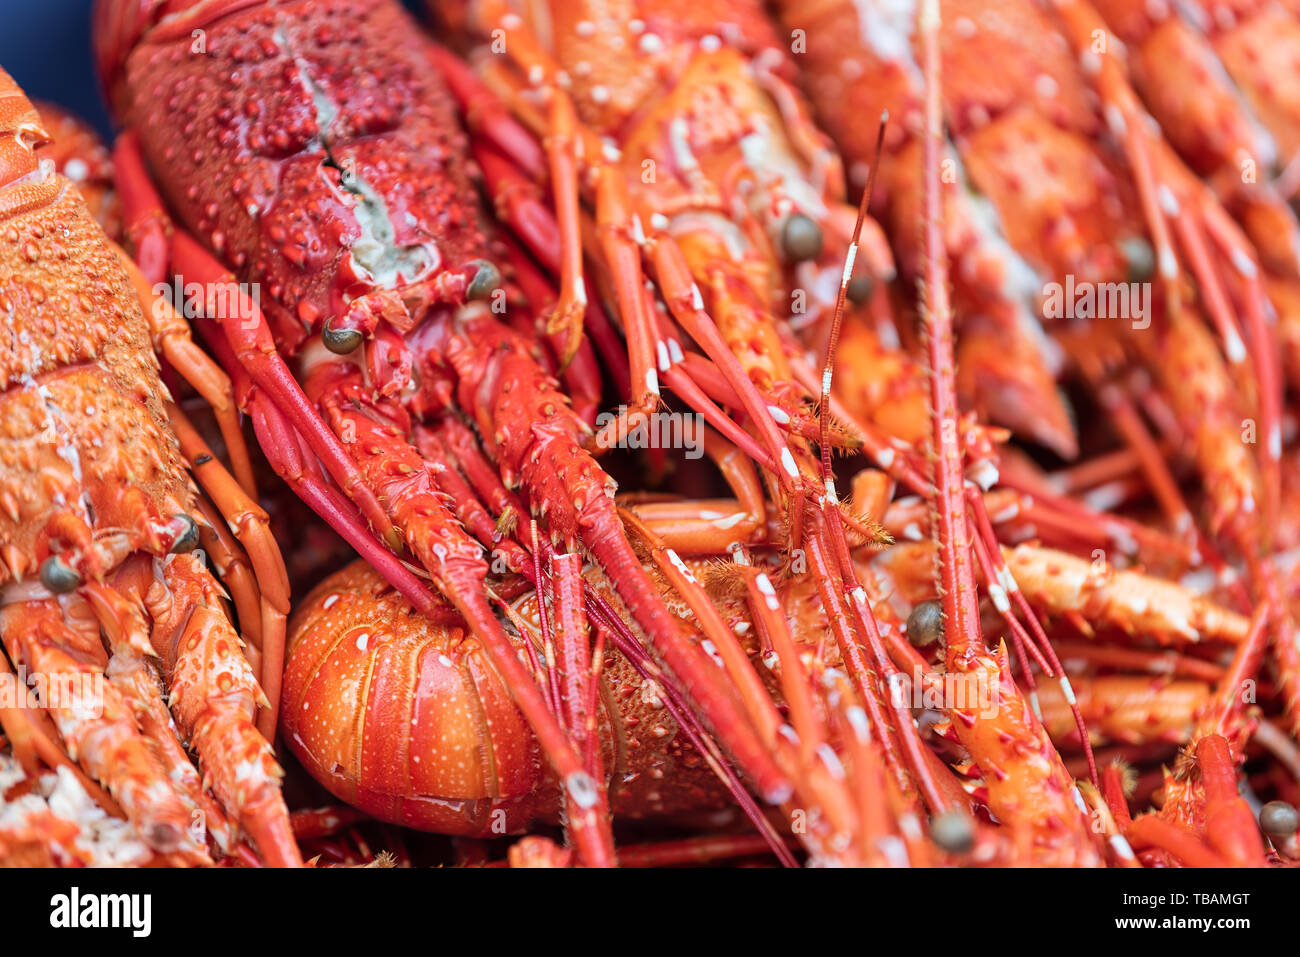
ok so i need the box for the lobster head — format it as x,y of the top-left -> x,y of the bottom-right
94,0 -> 500,356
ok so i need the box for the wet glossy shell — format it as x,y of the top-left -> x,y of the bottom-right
0,77 -> 189,584
282,560 -> 729,835
115,0 -> 491,351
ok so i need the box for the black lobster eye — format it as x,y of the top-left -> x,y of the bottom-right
781,213 -> 823,263
170,514 -> 200,554
1120,236 -> 1155,283
322,319 -> 364,355
466,260 -> 501,301
929,810 -> 975,854
906,599 -> 945,647
39,556 -> 82,594
846,271 -> 874,305
1260,800 -> 1299,838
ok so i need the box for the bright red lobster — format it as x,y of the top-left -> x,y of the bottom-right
92,0 -> 825,865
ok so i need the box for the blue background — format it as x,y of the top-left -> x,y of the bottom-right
1,0 -> 112,135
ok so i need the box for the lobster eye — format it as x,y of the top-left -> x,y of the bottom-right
39,556 -> 82,594
322,319 -> 364,355
905,599 -> 945,647
780,213 -> 823,263
466,260 -> 501,301
170,514 -> 200,554
1260,800 -> 1299,838
1121,237 -> 1155,283
929,810 -> 975,854
846,270 -> 874,305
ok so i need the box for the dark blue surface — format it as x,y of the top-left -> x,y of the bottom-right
0,0 -> 111,136
0,0 -> 430,137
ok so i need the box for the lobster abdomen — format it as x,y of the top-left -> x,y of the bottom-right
282,560 -> 732,835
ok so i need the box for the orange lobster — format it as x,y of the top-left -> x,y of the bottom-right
283,559 -> 755,837
779,0 -> 1279,545
0,70 -> 299,866
441,2 -> 1000,848
30,100 -> 120,240
770,0 -> 1078,458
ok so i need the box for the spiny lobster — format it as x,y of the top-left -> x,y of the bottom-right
775,0 -> 1288,865
82,0 -> 1297,867
92,0 -> 855,865
0,68 -> 298,867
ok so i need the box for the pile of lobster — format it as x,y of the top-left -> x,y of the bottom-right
3,0 -> 1300,867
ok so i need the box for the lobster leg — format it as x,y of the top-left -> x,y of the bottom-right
499,238 -> 603,427
442,309 -> 791,801
0,595 -> 209,861
196,321 -> 460,625
79,577 -> 236,853
424,40 -> 546,182
413,426 -> 533,575
190,494 -> 264,658
1035,675 -> 1211,748
166,232 -> 401,550
110,147 -> 400,550
114,553 -> 302,867
918,0 -> 1096,864
624,430 -> 767,553
1001,543 -> 1252,646
111,131 -> 170,286
114,245 -> 259,499
1192,734 -> 1267,867
1051,0 -> 1283,529
167,404 -> 290,740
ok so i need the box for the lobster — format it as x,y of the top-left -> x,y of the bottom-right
258,0 -> 1133,863
1081,0 -> 1300,447
779,0 -> 1278,541
30,100 -> 120,240
0,70 -> 299,866
765,0 -> 1079,459
91,0 -> 857,866
774,0 -> 1298,865
1086,0 -> 1300,274
86,0 -> 1299,866
281,559 -> 735,836
281,527 -> 1244,849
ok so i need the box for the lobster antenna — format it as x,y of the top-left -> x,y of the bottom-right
809,111 -> 962,816
818,111 -> 889,495
529,518 -> 564,715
